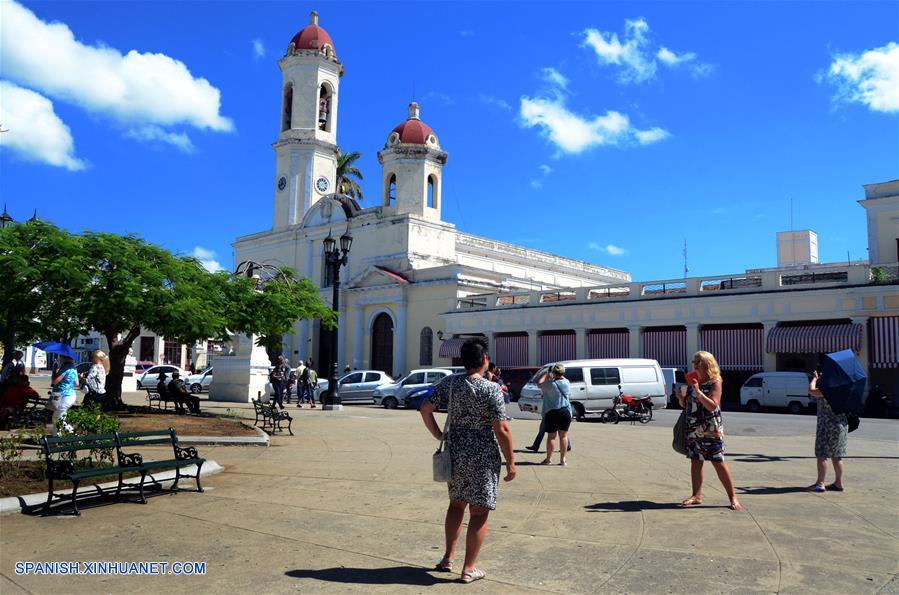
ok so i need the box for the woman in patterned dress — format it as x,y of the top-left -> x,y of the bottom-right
807,370 -> 847,492
420,337 -> 516,584
677,351 -> 742,511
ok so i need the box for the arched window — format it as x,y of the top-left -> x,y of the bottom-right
427,175 -> 437,209
385,174 -> 397,206
318,84 -> 332,132
282,84 -> 293,132
419,327 -> 433,366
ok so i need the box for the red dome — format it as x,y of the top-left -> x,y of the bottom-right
289,12 -> 335,54
390,102 -> 438,145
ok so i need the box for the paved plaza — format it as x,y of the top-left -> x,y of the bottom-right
1,390 -> 897,594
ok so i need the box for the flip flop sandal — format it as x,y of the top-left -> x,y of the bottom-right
539,459 -> 552,465
826,483 -> 844,492
680,497 -> 703,507
435,558 -> 454,572
806,484 -> 826,493
461,569 -> 486,584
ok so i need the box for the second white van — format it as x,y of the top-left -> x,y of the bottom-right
740,372 -> 813,414
518,359 -> 667,419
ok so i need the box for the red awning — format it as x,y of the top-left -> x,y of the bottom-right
495,334 -> 528,367
700,328 -> 764,371
539,332 -> 575,365
870,317 -> 899,369
643,329 -> 687,368
587,330 -> 629,359
766,323 -> 863,354
438,338 -> 466,359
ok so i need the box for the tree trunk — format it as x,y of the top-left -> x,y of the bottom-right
2,311 -> 16,369
104,326 -> 140,410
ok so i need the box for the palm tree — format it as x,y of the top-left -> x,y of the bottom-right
336,151 -> 364,201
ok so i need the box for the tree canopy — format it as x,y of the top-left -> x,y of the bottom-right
336,150 -> 364,201
0,221 -> 335,406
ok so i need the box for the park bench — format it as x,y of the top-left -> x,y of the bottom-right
40,428 -> 204,516
251,398 -> 294,435
8,394 -> 52,429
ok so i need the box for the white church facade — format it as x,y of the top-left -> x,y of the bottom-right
233,12 -> 628,376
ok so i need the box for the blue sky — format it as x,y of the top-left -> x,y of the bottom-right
1,1 -> 897,281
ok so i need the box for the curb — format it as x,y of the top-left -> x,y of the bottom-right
0,460 -> 224,516
177,422 -> 270,446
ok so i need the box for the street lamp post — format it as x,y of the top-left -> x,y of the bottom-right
322,232 -> 353,410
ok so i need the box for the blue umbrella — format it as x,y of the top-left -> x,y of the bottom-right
33,341 -> 78,361
819,349 -> 867,414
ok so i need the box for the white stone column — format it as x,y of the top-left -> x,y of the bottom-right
527,330 -> 538,366
575,328 -> 587,360
685,323 -> 700,361
762,320 -> 778,371
353,307 -> 364,369
395,300 -> 408,377
851,316 -> 869,371
627,325 -> 642,359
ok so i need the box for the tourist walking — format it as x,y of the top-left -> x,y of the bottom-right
419,338 -> 516,584
807,370 -> 848,492
537,364 -> 572,466
306,363 -> 318,407
81,350 -> 109,408
269,356 -> 287,409
48,355 -> 78,435
295,359 -> 307,407
678,351 -> 742,510
285,369 -> 297,404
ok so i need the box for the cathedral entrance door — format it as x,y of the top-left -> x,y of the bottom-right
371,313 -> 394,376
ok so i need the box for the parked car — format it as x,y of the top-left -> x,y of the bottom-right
661,367 -> 687,408
373,368 -> 455,409
498,366 -> 540,401
518,359 -> 667,420
330,370 -> 394,403
135,361 -> 155,375
136,365 -> 187,389
740,372 -> 813,414
186,367 -> 214,393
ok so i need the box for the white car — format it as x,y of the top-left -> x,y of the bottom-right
186,368 -> 214,393
740,372 -> 813,413
136,365 -> 188,389
373,368 -> 455,409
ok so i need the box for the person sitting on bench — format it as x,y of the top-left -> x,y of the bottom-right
168,371 -> 201,414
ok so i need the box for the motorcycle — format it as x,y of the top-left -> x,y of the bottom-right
600,385 -> 653,424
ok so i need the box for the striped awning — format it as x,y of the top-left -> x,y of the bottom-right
539,332 -> 575,365
643,329 -> 687,368
438,338 -> 467,359
700,328 -> 763,371
587,330 -> 629,359
495,334 -> 528,367
766,323 -> 863,354
870,317 -> 899,369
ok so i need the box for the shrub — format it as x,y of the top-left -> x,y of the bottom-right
58,403 -> 121,466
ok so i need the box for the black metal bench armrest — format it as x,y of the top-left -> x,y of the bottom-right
46,459 -> 76,480
174,445 -> 199,461
119,451 -> 144,467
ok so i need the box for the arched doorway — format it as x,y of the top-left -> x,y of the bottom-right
371,313 -> 394,375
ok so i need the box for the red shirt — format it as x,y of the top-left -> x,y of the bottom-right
1,384 -> 37,409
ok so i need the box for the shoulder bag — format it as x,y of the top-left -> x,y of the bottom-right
432,389 -> 453,482
847,411 -> 860,433
672,407 -> 688,455
551,379 -> 574,416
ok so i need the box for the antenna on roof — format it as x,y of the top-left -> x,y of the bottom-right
412,79 -> 416,102
683,239 -> 689,278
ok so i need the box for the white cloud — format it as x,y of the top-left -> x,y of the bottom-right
125,125 -> 195,153
190,247 -> 223,272
425,91 -> 455,106
479,94 -> 512,111
1,0 -> 233,133
251,39 -> 266,60
583,18 -> 710,83
459,30 -> 475,37
520,95 -> 670,153
588,242 -> 627,256
538,164 -> 553,175
0,80 -> 87,170
530,164 -> 553,188
541,67 -> 569,91
824,42 -> 899,113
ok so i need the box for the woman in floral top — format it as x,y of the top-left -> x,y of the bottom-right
677,351 -> 742,511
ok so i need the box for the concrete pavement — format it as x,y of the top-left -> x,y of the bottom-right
1,391 -> 897,594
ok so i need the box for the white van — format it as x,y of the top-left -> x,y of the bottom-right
518,359 -> 667,419
740,372 -> 813,414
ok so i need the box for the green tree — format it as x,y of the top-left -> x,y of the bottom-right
0,221 -> 88,366
336,151 -> 364,201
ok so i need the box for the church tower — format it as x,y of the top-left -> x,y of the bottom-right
377,102 -> 448,221
273,11 -> 343,229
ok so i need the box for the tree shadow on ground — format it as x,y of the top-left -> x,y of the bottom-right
736,486 -> 809,495
285,567 -> 456,586
585,500 -> 730,512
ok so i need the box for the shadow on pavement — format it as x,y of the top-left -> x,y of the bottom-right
736,486 -> 809,495
584,500 -> 701,512
729,453 -> 899,463
286,566 -> 457,586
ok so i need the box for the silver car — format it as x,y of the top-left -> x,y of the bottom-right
186,368 -> 214,393
332,370 -> 394,403
373,368 -> 455,409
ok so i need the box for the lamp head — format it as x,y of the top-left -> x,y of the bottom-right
323,235 -> 337,255
339,233 -> 353,254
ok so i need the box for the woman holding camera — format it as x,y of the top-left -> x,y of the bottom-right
538,363 -> 572,466
678,351 -> 742,511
